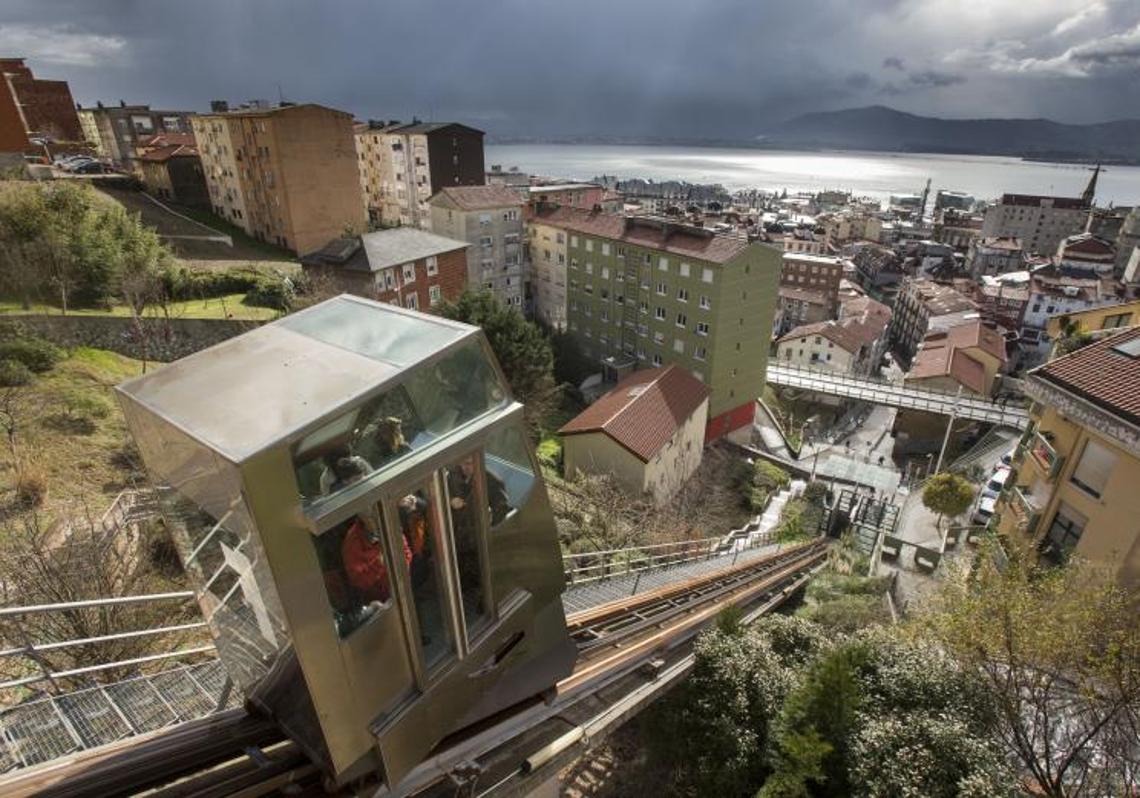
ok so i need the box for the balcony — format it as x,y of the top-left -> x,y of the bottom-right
1021,430 -> 1063,479
1005,485 -> 1044,536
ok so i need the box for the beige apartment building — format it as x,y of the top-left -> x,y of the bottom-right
192,104 -> 366,255
355,121 -> 485,229
996,327 -> 1140,586
529,217 -> 570,329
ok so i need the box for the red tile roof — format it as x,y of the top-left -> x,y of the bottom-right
533,206 -> 753,264
907,346 -> 988,395
1033,326 -> 1140,427
138,132 -> 196,149
922,319 -> 1007,364
559,365 -> 710,462
777,320 -> 864,355
432,185 -> 524,211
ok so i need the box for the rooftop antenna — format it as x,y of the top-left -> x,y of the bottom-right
277,83 -> 286,105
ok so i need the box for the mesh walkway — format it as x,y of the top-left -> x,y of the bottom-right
768,364 -> 1029,427
562,539 -> 783,615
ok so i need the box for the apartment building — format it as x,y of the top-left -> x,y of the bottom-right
529,216 -> 570,330
356,121 -> 485,228
531,207 -> 782,439
0,58 -> 80,142
820,212 -> 883,247
80,103 -> 196,165
1044,299 -> 1140,340
1020,267 -> 1122,365
980,191 -> 1092,257
776,321 -> 863,374
299,227 -> 469,309
781,253 -> 842,306
135,141 -> 209,208
889,278 -> 978,363
905,320 -> 1007,397
1055,232 -> 1116,277
996,327 -> 1140,585
429,185 -> 527,310
193,104 -> 366,255
967,236 -> 1024,277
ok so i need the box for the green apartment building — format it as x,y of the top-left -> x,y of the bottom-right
530,208 -> 782,439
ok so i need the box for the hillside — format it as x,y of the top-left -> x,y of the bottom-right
760,105 -> 1140,163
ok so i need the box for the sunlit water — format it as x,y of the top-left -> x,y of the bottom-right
486,144 -> 1140,206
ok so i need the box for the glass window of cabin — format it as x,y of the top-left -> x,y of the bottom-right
313,511 -> 395,639
444,453 -> 491,638
291,341 -> 509,506
482,426 -> 535,528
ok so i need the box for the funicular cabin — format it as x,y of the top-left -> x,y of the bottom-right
114,295 -> 576,790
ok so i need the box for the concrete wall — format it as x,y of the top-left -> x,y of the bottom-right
0,315 -> 257,362
563,432 -> 649,497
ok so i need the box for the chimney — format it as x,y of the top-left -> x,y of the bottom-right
119,99 -> 126,108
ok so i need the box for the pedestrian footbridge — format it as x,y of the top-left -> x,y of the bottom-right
767,364 -> 1029,428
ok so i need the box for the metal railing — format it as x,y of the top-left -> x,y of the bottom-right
767,363 -> 1030,428
0,591 -> 209,691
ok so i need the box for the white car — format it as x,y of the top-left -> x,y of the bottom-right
982,466 -> 1011,499
973,494 -> 997,525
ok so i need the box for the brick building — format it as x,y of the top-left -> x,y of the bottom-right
135,139 -> 210,208
300,227 -> 469,310
0,58 -> 81,142
193,103 -> 366,254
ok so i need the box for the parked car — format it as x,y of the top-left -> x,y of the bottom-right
972,494 -> 997,526
59,157 -> 96,171
1000,446 -> 1016,466
72,161 -> 110,174
982,466 -> 1011,499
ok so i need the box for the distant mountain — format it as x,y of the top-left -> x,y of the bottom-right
760,106 -> 1140,164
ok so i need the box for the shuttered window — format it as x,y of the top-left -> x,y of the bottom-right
1070,438 -> 1115,499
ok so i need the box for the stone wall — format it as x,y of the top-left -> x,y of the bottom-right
0,314 -> 260,362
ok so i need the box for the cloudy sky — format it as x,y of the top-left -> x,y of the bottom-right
2,0 -> 1139,139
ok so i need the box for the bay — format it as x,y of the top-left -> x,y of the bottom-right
485,144 -> 1140,207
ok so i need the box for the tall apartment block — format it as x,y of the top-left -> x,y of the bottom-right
78,103 -> 196,165
192,103 -> 366,255
530,207 -> 782,439
355,121 -> 484,229
430,185 -> 527,310
980,170 -> 1099,257
0,58 -> 80,143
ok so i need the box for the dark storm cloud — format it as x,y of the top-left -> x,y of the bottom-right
0,0 -> 1136,138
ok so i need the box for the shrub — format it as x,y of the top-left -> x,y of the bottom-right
0,358 -> 33,387
0,338 -> 62,373
161,266 -> 262,300
14,468 -> 47,508
754,460 -> 791,491
242,275 -> 294,310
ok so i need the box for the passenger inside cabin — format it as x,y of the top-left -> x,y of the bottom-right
320,446 -> 371,495
342,510 -> 411,607
355,416 -> 412,468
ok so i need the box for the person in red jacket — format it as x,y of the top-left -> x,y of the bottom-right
341,512 -> 412,604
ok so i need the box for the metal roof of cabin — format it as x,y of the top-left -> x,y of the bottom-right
115,295 -> 475,462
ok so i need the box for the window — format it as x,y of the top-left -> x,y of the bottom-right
479,213 -> 492,225
677,288 -> 689,302
402,263 -> 416,284
404,293 -> 418,310
429,284 -> 442,306
653,331 -> 665,344
658,257 -> 669,271
557,232 -> 565,244
384,269 -> 396,291
676,313 -> 687,328
639,301 -> 649,315
680,262 -> 691,277
1040,503 -> 1087,565
655,306 -> 666,320
617,246 -> 626,259
426,256 -> 438,276
570,235 -> 578,247
601,243 -> 611,256
696,322 -> 709,336
656,282 -> 667,296
652,354 -> 663,366
484,425 -> 536,530
480,235 -> 493,247
585,239 -> 594,252
695,346 -> 707,361
1102,312 -> 1130,329
1070,438 -> 1116,498
503,209 -> 519,221
699,295 -> 711,310
601,266 -> 610,279
586,262 -> 594,275
674,339 -> 685,353
702,267 -> 714,283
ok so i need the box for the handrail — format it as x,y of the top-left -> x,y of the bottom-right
0,645 -> 217,690
0,621 -> 208,659
0,591 -> 196,617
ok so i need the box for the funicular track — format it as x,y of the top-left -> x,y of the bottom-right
0,539 -> 828,798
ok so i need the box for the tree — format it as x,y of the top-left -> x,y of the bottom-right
919,549 -> 1140,797
438,291 -> 558,435
921,472 -> 973,531
0,184 -> 50,309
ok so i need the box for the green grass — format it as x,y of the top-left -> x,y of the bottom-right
0,347 -> 146,517
174,205 -> 298,260
0,294 -> 279,321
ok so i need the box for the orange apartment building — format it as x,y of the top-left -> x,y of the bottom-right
192,103 -> 366,255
